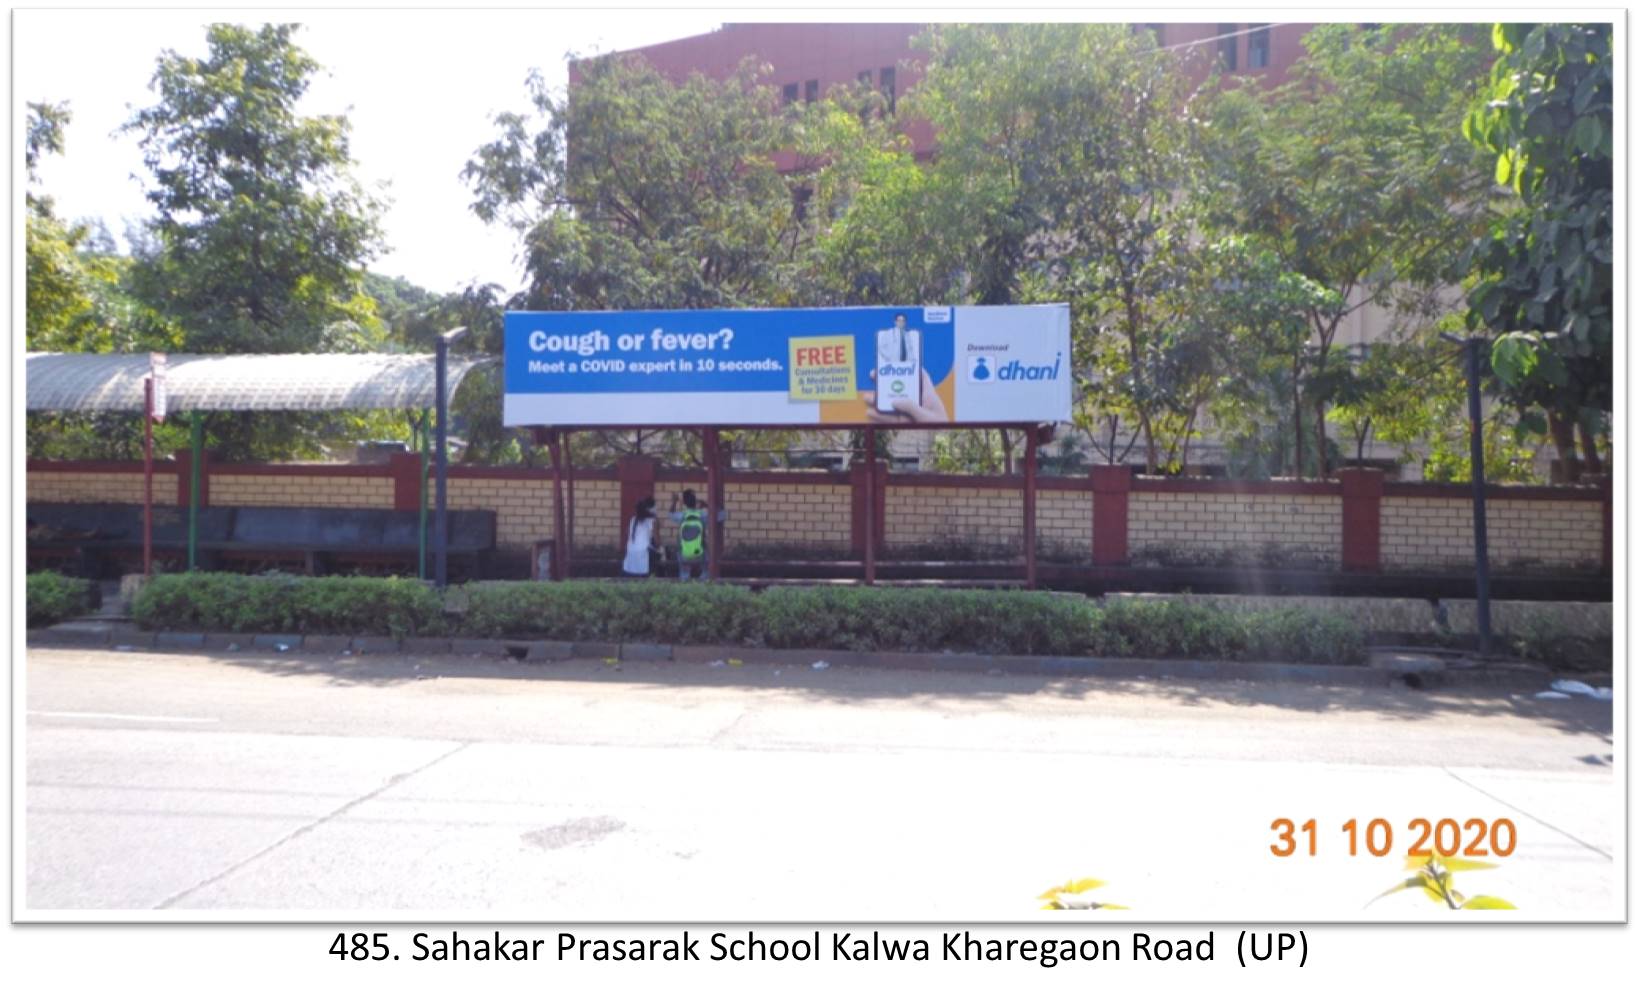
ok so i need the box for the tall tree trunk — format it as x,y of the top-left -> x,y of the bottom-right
1547,411 -> 1581,483
1000,428 -> 1016,476
1314,398 -> 1329,479
1578,421 -> 1604,477
1291,356 -> 1304,479
1139,412 -> 1158,475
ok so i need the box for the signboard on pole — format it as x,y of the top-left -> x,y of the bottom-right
149,352 -> 168,422
503,304 -> 1071,427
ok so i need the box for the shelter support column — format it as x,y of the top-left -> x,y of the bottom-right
862,428 -> 877,586
704,428 -> 723,581
564,430 -> 575,580
546,429 -> 566,581
1024,428 -> 1039,589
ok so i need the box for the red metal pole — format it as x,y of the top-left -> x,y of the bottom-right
563,429 -> 575,581
547,430 -> 566,581
704,428 -> 722,581
863,428 -> 877,586
143,377 -> 155,577
1024,426 -> 1038,589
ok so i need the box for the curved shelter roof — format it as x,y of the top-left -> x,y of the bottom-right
25,352 -> 491,413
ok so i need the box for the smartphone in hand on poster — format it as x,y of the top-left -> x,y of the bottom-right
875,314 -> 922,414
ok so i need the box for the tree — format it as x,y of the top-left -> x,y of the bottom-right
1199,24 -> 1496,477
121,24 -> 386,460
1193,237 -> 1341,478
894,25 -> 1205,473
1464,23 -> 1612,482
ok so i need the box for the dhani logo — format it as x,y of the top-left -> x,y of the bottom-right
969,353 -> 1060,382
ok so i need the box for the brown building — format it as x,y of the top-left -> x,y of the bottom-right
573,21 -> 1317,169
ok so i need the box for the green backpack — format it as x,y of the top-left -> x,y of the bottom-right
678,509 -> 706,563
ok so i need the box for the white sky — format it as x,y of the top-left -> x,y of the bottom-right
15,8 -> 724,297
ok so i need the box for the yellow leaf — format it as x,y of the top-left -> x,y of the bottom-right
1367,875 -> 1428,908
1037,878 -> 1105,899
602,657 -> 618,664
1403,854 -> 1497,873
1040,902 -> 1062,911
728,658 -> 744,667
1461,896 -> 1516,910
1098,903 -> 1130,910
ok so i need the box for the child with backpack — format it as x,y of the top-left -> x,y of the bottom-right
669,489 -> 728,580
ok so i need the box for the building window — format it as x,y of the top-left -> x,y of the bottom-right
1218,24 -> 1238,71
1247,24 -> 1270,68
804,79 -> 818,103
782,82 -> 798,106
879,66 -> 896,113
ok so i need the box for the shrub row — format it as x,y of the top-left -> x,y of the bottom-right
132,574 -> 1367,665
26,571 -> 97,628
132,573 -> 444,638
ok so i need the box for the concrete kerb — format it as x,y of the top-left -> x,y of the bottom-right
23,629 -> 1547,689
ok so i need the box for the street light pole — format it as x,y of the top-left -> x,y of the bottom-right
434,327 -> 468,588
1443,333 -> 1493,655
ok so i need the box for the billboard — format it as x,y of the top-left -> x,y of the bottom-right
503,304 -> 1071,427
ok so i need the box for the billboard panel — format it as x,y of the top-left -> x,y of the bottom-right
503,304 -> 1071,427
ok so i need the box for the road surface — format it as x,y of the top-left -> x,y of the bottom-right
22,646 -> 1619,919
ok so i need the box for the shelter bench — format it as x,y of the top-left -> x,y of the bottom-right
25,502 -> 495,580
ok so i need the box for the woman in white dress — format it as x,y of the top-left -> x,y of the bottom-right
622,497 -> 659,577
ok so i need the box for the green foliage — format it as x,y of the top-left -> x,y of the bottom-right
26,571 -> 96,628
132,573 -> 443,638
121,24 -> 387,460
1098,600 -> 1365,665
1463,24 -> 1612,479
460,583 -> 1364,663
1200,25 -> 1495,476
128,573 -> 1367,664
465,57 -> 800,311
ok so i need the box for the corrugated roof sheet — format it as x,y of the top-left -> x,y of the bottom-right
25,352 -> 491,413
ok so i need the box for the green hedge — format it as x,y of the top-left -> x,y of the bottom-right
129,574 -> 1367,664
458,581 -> 1363,663
27,571 -> 96,628
132,573 -> 443,637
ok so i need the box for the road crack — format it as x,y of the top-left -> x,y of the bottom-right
1440,766 -> 1613,860
153,741 -> 470,909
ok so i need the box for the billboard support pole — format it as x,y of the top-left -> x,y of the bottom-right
704,427 -> 723,581
547,429 -> 566,581
863,428 -> 877,586
1024,425 -> 1039,589
563,429 -> 575,581
143,377 -> 154,578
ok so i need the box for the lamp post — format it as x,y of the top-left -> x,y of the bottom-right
434,327 -> 468,588
1441,333 -> 1493,656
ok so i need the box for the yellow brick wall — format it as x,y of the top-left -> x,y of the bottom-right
1038,490 -> 1093,556
884,486 -> 1023,550
209,473 -> 393,509
1129,491 -> 1342,563
713,482 -> 852,551
448,477 -> 622,551
27,470 -> 155,504
1381,497 -> 1603,570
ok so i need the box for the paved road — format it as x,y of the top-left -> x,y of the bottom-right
23,646 -> 1618,919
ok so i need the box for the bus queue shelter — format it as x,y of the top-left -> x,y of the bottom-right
25,349 -> 489,580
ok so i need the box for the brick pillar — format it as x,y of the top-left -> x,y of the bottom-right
388,452 -> 422,512
848,460 -> 887,558
616,455 -> 661,549
1337,467 -> 1384,573
172,448 -> 209,508
1089,465 -> 1131,566
1602,481 -> 1613,573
